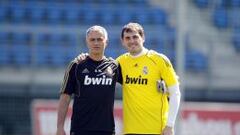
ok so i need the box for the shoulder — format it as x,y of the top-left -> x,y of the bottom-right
106,57 -> 119,66
106,56 -> 116,63
67,60 -> 78,69
63,60 -> 78,77
67,57 -> 89,70
116,53 -> 130,62
147,50 -> 172,67
72,55 -> 89,65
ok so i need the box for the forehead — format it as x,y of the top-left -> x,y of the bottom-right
87,30 -> 105,38
123,30 -> 140,37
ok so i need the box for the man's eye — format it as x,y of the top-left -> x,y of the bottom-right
97,38 -> 103,41
90,39 -> 95,41
133,35 -> 139,39
125,37 -> 130,40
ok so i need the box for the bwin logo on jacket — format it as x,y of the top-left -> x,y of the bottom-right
84,75 -> 112,85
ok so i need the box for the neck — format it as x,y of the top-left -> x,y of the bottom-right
130,47 -> 148,58
89,53 -> 105,61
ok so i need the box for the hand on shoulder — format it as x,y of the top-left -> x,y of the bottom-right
74,53 -> 88,64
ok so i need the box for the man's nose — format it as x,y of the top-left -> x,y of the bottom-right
129,37 -> 134,43
94,39 -> 99,44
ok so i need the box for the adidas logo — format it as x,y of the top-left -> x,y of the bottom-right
82,68 -> 89,73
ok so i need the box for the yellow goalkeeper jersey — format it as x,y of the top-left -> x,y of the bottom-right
116,50 -> 179,134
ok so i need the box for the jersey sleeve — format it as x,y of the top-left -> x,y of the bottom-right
116,55 -> 124,84
117,64 -> 123,84
157,53 -> 179,87
59,61 -> 78,95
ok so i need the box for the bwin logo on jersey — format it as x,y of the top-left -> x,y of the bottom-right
125,75 -> 148,85
84,75 -> 112,85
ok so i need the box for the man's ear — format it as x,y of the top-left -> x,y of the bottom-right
120,38 -> 124,45
105,39 -> 109,47
142,35 -> 145,42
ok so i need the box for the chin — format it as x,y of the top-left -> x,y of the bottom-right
129,50 -> 136,54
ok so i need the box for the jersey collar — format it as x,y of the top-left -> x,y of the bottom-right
130,47 -> 148,58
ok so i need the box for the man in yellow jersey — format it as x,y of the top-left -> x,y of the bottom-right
75,22 -> 181,135
116,22 -> 181,135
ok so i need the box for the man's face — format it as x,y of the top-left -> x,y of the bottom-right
121,30 -> 144,55
86,31 -> 107,55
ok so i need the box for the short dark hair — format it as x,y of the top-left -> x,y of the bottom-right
121,22 -> 145,39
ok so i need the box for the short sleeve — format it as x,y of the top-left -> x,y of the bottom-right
149,51 -> 178,87
157,54 -> 179,87
117,64 -> 123,84
59,61 -> 77,95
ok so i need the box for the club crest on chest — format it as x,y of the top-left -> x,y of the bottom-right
142,66 -> 148,75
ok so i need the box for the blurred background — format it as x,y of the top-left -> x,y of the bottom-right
0,0 -> 240,135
